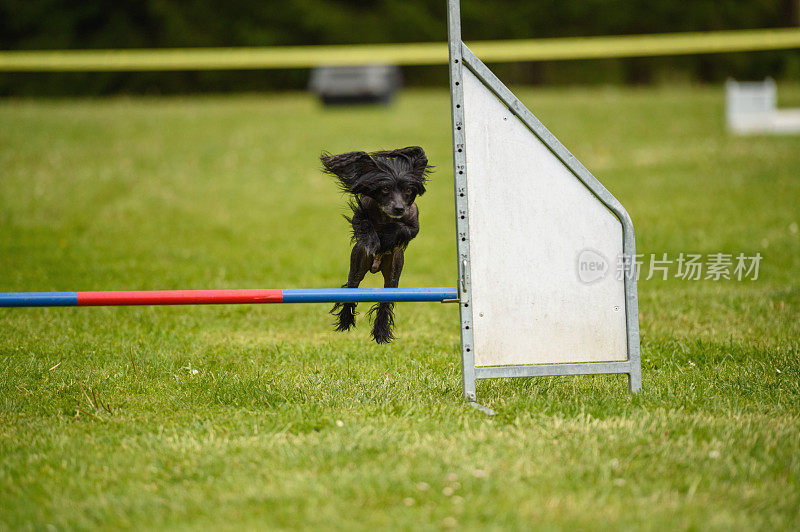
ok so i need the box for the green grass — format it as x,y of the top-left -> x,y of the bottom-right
1,85 -> 799,530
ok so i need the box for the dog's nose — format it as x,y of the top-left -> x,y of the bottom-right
392,206 -> 405,215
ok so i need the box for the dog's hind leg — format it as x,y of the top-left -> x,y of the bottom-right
331,244 -> 369,331
370,248 -> 404,343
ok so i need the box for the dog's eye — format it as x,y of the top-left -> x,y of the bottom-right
403,188 -> 413,195
381,187 -> 391,194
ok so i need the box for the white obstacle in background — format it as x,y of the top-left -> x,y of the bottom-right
309,65 -> 401,105
726,78 -> 800,135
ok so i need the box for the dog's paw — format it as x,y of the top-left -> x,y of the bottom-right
369,302 -> 395,344
331,302 -> 357,332
371,327 -> 395,344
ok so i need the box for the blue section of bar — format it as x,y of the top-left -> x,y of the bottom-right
281,287 -> 458,303
0,292 -> 78,307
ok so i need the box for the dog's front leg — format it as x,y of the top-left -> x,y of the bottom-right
351,207 -> 381,257
331,243 -> 370,331
370,247 -> 405,343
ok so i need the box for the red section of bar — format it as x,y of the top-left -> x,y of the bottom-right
77,289 -> 283,306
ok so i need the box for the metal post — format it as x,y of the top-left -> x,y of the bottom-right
447,0 -> 477,403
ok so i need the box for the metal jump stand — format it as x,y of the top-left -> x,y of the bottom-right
447,0 -> 641,410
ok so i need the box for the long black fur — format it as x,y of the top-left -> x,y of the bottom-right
322,146 -> 431,343
368,302 -> 395,343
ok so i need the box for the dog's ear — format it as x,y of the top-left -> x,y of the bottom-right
390,146 -> 430,196
394,146 -> 429,180
372,146 -> 429,180
320,151 -> 377,194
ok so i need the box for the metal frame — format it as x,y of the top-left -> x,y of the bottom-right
447,0 -> 641,404
448,0 -> 476,402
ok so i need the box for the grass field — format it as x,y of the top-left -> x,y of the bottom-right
1,85 -> 799,530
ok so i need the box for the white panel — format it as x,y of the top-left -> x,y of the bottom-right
463,68 -> 627,366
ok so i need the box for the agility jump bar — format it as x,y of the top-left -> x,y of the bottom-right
0,288 -> 458,307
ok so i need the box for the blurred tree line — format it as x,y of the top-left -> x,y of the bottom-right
1,0 -> 798,95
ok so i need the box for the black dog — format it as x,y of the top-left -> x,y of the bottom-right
321,146 -> 431,343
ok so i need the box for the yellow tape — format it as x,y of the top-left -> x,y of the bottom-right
1,28 -> 799,71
